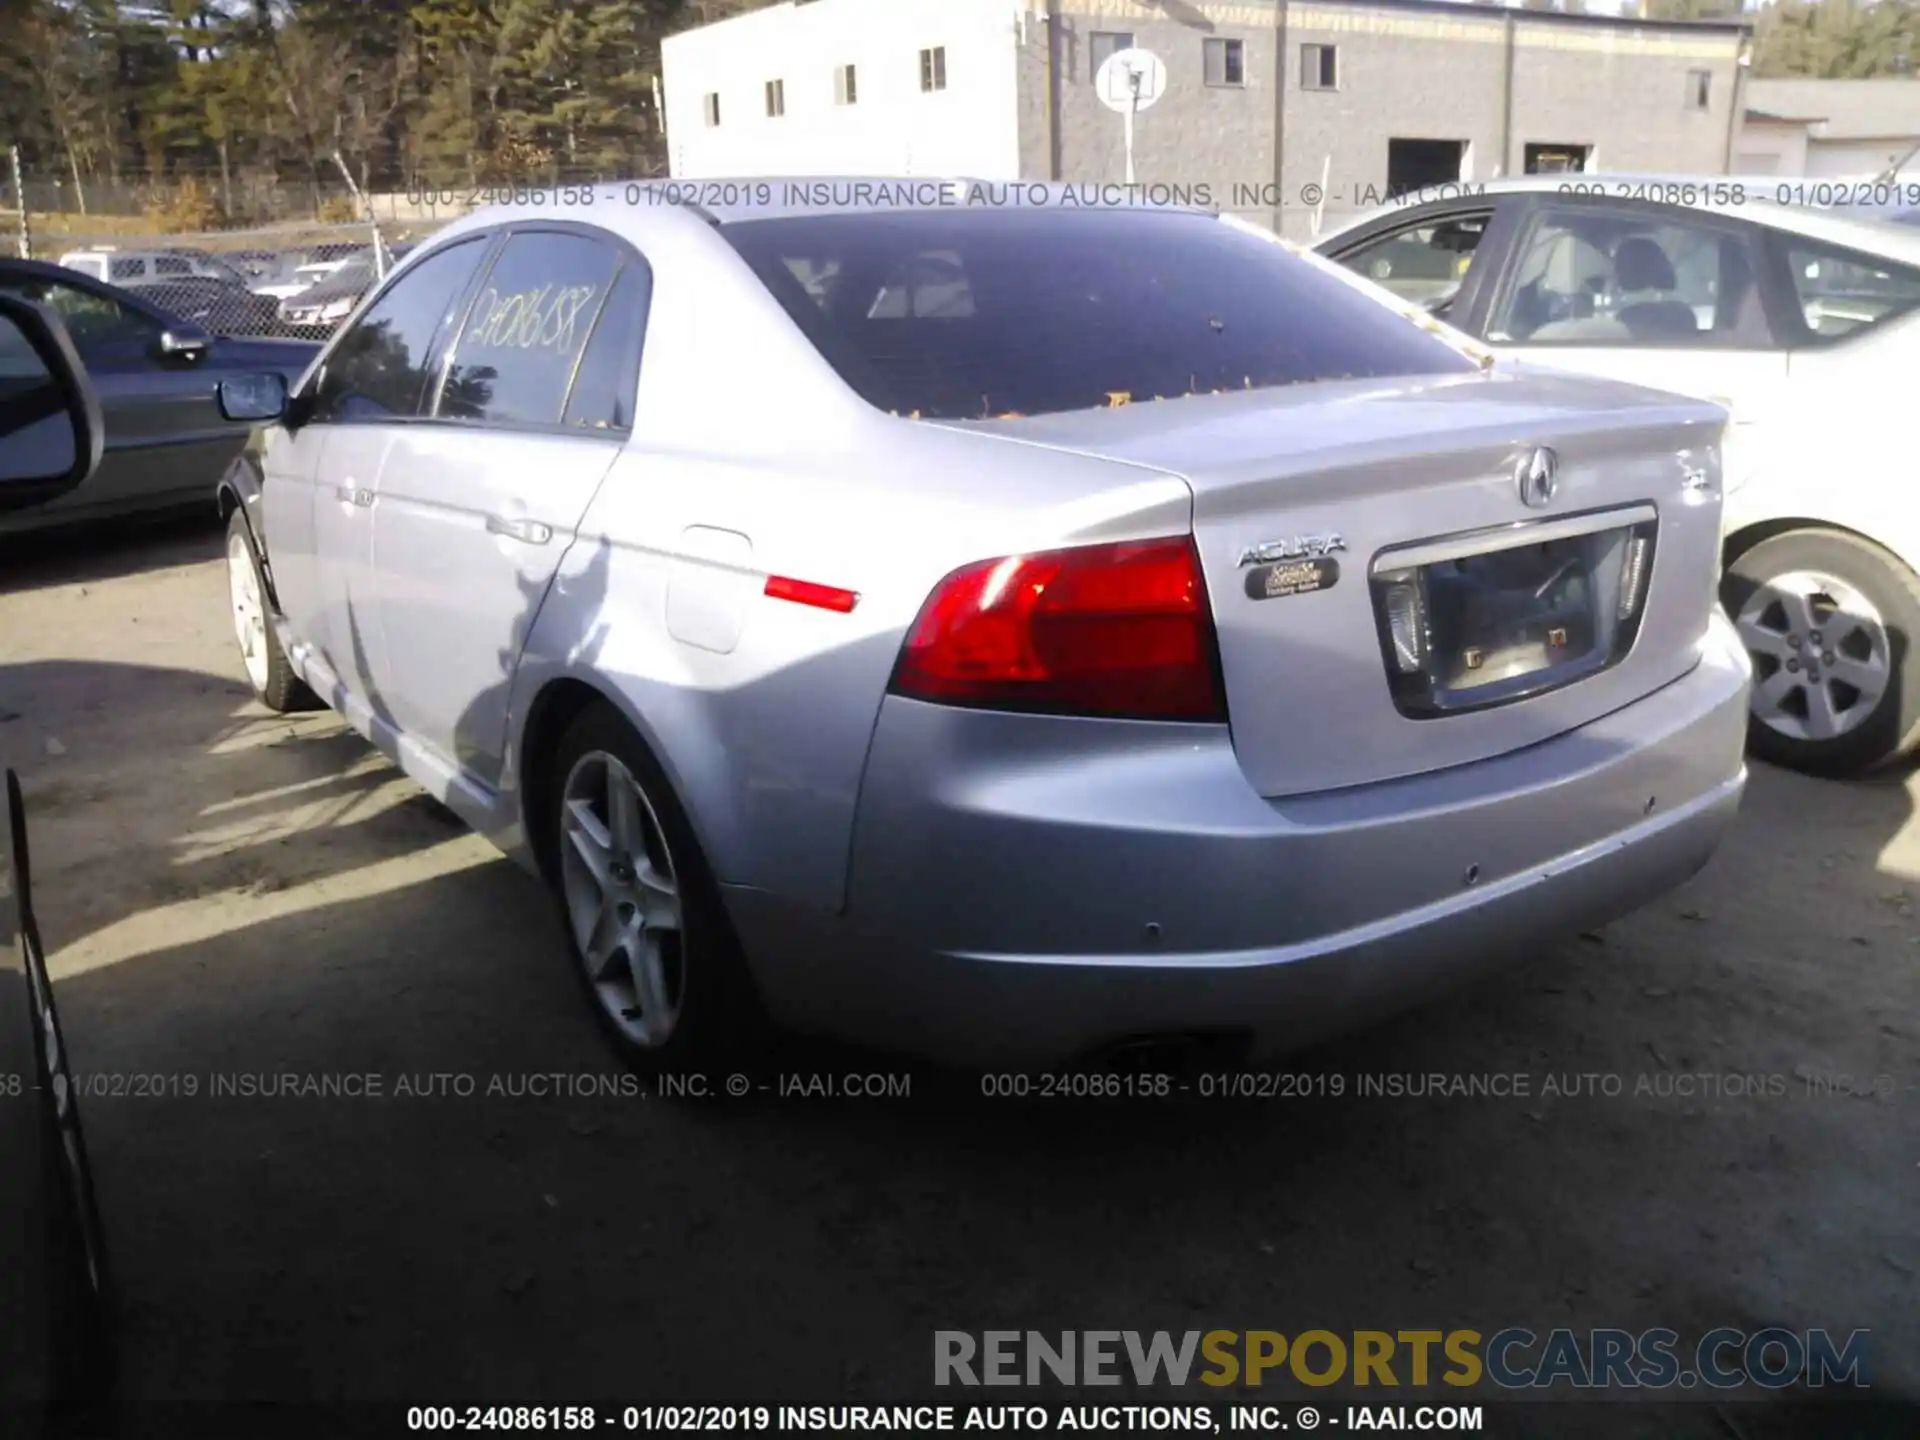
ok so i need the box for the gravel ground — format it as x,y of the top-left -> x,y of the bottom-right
2,515 -> 1916,1439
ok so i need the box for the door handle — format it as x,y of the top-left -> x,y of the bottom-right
334,485 -> 373,508
486,515 -> 552,546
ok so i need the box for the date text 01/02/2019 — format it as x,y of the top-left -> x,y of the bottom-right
403,1404 -> 1260,1432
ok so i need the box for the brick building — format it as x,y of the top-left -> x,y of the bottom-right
662,0 -> 1751,239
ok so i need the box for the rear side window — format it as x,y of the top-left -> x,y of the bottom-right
108,258 -> 144,282
1777,236 -> 1920,340
439,230 -> 620,428
562,262 -> 651,431
720,208 -> 1477,418
314,237 -> 489,423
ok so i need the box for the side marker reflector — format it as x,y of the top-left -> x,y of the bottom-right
765,575 -> 859,614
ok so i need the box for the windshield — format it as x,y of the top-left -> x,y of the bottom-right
201,256 -> 250,285
293,263 -> 339,282
720,208 -> 1479,419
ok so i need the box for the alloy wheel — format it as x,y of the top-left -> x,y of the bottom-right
227,533 -> 270,694
558,750 -> 686,1048
1733,569 -> 1891,743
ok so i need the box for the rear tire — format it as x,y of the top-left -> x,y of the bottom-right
226,508 -> 316,714
542,703 -> 764,1075
1721,528 -> 1920,777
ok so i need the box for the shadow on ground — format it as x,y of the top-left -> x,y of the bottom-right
0,513 -> 225,598
0,530 -> 1912,1438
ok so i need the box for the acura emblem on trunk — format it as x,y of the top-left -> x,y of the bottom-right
1517,446 -> 1560,509
1237,534 -> 1346,567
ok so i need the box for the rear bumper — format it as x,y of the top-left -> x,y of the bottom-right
728,612 -> 1752,1068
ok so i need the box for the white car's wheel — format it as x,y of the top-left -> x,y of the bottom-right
1723,529 -> 1920,777
225,509 -> 315,713
546,704 -> 763,1073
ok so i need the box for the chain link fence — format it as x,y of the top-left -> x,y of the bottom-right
12,211 -> 464,341
0,158 -> 566,340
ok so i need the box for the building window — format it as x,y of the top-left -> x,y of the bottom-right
1524,143 -> 1589,175
920,45 -> 947,92
702,92 -> 721,127
835,63 -> 857,106
765,79 -> 785,117
1090,30 -> 1133,80
1301,43 -> 1337,91
1688,69 -> 1711,108
1204,37 -> 1245,87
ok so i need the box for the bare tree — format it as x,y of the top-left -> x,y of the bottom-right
14,6 -> 108,213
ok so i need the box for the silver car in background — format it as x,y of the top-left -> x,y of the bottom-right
217,183 -> 1750,1070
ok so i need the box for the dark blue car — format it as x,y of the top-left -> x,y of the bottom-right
0,259 -> 318,534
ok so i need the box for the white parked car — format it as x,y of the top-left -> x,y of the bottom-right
252,252 -> 361,303
1319,177 -> 1920,776
57,246 -> 250,290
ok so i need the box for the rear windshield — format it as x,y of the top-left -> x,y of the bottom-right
719,208 -> 1478,419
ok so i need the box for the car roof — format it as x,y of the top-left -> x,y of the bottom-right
1319,173 -> 1920,263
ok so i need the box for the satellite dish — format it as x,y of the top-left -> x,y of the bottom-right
1095,47 -> 1167,113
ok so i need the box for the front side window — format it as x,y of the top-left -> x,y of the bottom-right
1779,236 -> 1920,340
720,208 -> 1479,420
108,257 -> 145,282
439,230 -> 621,428
1338,213 -> 1491,310
0,274 -> 163,361
313,237 -> 489,423
1488,205 -> 1765,347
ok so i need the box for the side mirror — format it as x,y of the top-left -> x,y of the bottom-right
218,373 -> 287,423
156,326 -> 211,361
0,294 -> 104,514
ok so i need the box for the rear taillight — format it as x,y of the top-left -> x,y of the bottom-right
890,535 -> 1226,722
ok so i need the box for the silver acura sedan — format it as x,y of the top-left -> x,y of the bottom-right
216,182 -> 1751,1070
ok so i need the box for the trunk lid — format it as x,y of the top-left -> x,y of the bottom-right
967,370 -> 1727,797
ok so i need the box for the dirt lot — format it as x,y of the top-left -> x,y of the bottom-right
2,516 -> 1917,1438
